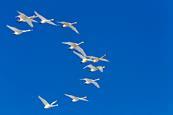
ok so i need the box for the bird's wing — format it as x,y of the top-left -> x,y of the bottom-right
47,21 -> 57,26
17,11 -> 26,15
6,25 -> 20,32
25,19 -> 34,27
100,58 -> 109,62
51,100 -> 57,105
34,11 -> 47,20
73,51 -> 85,59
83,64 -> 94,69
74,46 -> 87,56
69,25 -> 79,34
62,42 -> 74,46
97,67 -> 104,72
64,94 -> 75,99
92,81 -> 100,88
38,96 -> 49,106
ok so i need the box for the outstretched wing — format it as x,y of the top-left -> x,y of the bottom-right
25,19 -> 34,27
73,51 -> 85,59
62,42 -> 74,46
6,25 -> 20,32
92,81 -> 100,88
83,64 -> 95,69
64,94 -> 75,99
38,96 -> 49,106
51,100 -> 57,105
74,46 -> 86,56
34,11 -> 47,20
69,25 -> 79,34
97,66 -> 104,72
100,58 -> 109,62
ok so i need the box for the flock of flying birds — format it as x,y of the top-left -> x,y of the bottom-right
7,11 -> 109,109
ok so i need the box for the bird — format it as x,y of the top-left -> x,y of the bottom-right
38,96 -> 58,109
73,51 -> 92,63
16,11 -> 37,28
58,21 -> 79,34
83,64 -> 105,72
62,41 -> 86,56
6,25 -> 32,35
80,78 -> 100,88
34,11 -> 57,26
87,54 -> 109,63
64,94 -> 88,102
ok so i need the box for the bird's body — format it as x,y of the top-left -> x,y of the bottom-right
6,25 -> 32,35
16,11 -> 37,28
62,41 -> 86,56
38,96 -> 58,109
34,11 -> 57,26
58,21 -> 79,34
64,94 -> 88,102
83,64 -> 105,72
81,78 -> 100,88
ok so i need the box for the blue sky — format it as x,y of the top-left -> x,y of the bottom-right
0,0 -> 171,115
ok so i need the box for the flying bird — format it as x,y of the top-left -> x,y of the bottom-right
6,25 -> 32,35
87,54 -> 109,63
62,41 -> 86,56
73,51 -> 92,63
64,94 -> 88,102
38,96 -> 58,109
80,78 -> 100,88
83,64 -> 105,72
58,21 -> 79,34
16,11 -> 37,28
34,11 -> 57,26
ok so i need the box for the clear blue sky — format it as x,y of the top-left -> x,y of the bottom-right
0,0 -> 171,115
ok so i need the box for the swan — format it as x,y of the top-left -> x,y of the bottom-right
62,41 -> 86,56
16,11 -> 37,28
87,54 -> 109,63
83,64 -> 105,72
80,78 -> 100,88
6,25 -> 32,35
58,21 -> 79,34
38,96 -> 58,109
34,11 -> 57,26
64,94 -> 88,102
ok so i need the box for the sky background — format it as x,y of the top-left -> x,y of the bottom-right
0,0 -> 171,115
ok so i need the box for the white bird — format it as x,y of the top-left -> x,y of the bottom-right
62,41 -> 86,56
80,78 -> 100,88
58,21 -> 79,34
73,51 -> 92,63
16,11 -> 37,28
64,94 -> 88,102
34,11 -> 57,26
83,64 -> 105,72
87,54 -> 109,63
38,96 -> 58,109
6,25 -> 32,35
